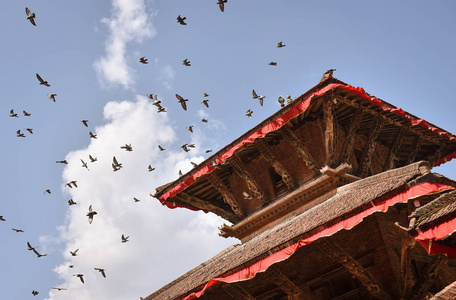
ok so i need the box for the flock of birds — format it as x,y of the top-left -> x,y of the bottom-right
6,4 -> 338,299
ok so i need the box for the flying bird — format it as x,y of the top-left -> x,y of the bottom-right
112,156 -> 122,171
16,130 -> 25,137
205,149 -> 212,153
277,41 -> 286,48
27,241 -> 35,251
176,94 -> 188,110
191,161 -> 198,167
186,126 -> 194,133
25,7 -> 36,26
48,94 -> 57,102
70,180 -> 78,188
320,69 -> 336,82
56,160 -> 68,164
188,143 -> 195,148
134,197 -> 140,202
121,144 -> 133,152
70,249 -> 79,256
36,73 -> 50,87
89,154 -> 97,162
86,205 -> 97,224
203,93 -> 210,97
183,59 -> 191,66
177,15 -> 187,25
179,170 -> 183,176
121,234 -> 129,243
68,199 -> 77,205
278,96 -> 285,107
139,56 -> 148,64
246,109 -> 253,118
73,274 -> 84,284
268,62 -> 277,66
52,287 -> 67,291
202,118 -> 208,123
32,247 -> 47,258
89,132 -> 97,139
32,290 -> 39,296
81,159 -> 89,170
181,144 -> 190,152
252,90 -> 266,106
217,0 -> 228,12
201,99 -> 209,108
25,128 -> 33,134
12,228 -> 24,232
157,106 -> 167,113
0,216 -> 5,221
43,189 -> 51,194
94,268 -> 106,278
147,93 -> 154,99
148,165 -> 155,172
23,110 -> 31,116
158,145 -> 166,151
81,120 -> 88,127
9,109 -> 18,117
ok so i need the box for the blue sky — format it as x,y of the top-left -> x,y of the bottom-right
1,1 -> 456,299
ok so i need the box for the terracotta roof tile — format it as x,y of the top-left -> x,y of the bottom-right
414,190 -> 456,228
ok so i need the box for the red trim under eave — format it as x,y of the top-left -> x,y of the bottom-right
177,182 -> 453,300
158,83 -> 455,204
415,215 -> 456,257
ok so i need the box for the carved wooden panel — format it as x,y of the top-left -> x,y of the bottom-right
407,136 -> 422,165
267,266 -> 309,300
340,108 -> 363,164
359,118 -> 384,178
255,139 -> 296,189
323,98 -> 336,167
384,127 -> 405,171
230,155 -> 267,205
207,173 -> 245,219
279,125 -> 320,175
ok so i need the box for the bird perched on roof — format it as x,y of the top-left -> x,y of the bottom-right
89,132 -> 97,139
121,234 -> 129,243
81,159 -> 89,170
278,96 -> 285,107
12,228 -> 24,232
70,249 -> 79,256
32,290 -> 39,296
81,120 -> 88,127
68,199 -> 77,205
139,56 -> 148,64
179,170 -> 183,176
86,205 -> 97,224
94,268 -> 106,278
177,15 -> 187,25
148,165 -> 155,172
73,274 -> 84,284
252,89 -> 266,106
36,73 -> 50,87
25,7 -> 36,26
121,143 -> 133,152
183,59 -> 191,66
186,126 -> 194,133
268,62 -> 277,66
246,109 -> 253,118
217,0 -> 228,12
48,94 -> 57,102
201,99 -> 209,108
158,145 -> 166,151
320,69 -> 336,82
287,94 -> 293,104
176,94 -> 188,110
23,110 -> 31,117
277,41 -> 286,48
56,160 -> 68,164
89,154 -> 97,162
9,109 -> 18,117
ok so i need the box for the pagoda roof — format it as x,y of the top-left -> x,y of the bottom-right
146,162 -> 456,300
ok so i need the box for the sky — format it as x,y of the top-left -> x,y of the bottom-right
1,1 -> 456,299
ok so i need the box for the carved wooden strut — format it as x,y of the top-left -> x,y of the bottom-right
230,154 -> 267,205
207,173 -> 245,219
359,117 -> 384,177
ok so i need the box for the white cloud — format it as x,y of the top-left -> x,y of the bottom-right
158,64 -> 176,90
45,96 -> 235,299
94,0 -> 156,89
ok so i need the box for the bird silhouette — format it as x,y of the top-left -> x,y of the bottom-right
121,144 -> 133,152
177,15 -> 187,25
139,56 -> 148,64
0,216 -> 5,221
179,170 -> 183,176
246,109 -> 253,118
36,73 -> 50,87
134,197 -> 140,202
181,144 -> 190,152
277,41 -> 286,48
89,132 -> 97,139
268,62 -> 277,66
148,165 -> 155,172
12,228 -> 24,232
23,110 -> 31,116
183,59 -> 191,66
89,154 -> 97,162
201,100 -> 209,108
87,205 -> 97,224
25,128 -> 33,134
52,287 -> 67,291
158,145 -> 166,151
176,94 -> 188,110
32,290 -> 39,296
32,247 -> 47,258
203,93 -> 210,97
25,7 -> 36,26
81,159 -> 89,170
43,189 -> 51,195
186,126 -> 194,133
68,199 -> 77,205
217,0 -> 228,12
320,69 -> 336,82
95,268 -> 106,278
56,160 -> 68,164
48,94 -> 57,102
74,274 -> 84,284
202,118 -> 208,123
205,149 -> 212,153
16,130 -> 25,137
252,90 -> 266,106
191,161 -> 198,167
81,120 -> 89,127
9,109 -> 18,117
70,249 -> 79,256
121,234 -> 129,243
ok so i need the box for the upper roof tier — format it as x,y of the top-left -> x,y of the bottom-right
152,77 -> 456,238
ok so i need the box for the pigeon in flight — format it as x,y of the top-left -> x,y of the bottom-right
9,109 -> 18,117
268,62 -> 277,66
0,216 -> 5,221
94,268 -> 106,278
25,128 -> 33,134
158,145 -> 166,151
23,110 -> 31,116
52,287 -> 67,291
186,126 -> 194,133
32,290 -> 39,296
36,73 -> 50,87
81,159 -> 89,170
277,41 -> 286,48
12,228 -> 24,232
320,69 -> 336,82
81,120 -> 88,127
89,154 -> 97,162
86,205 -> 97,224
48,94 -> 57,102
177,15 -> 187,25
25,7 -> 36,26
203,93 -> 210,97
148,165 -> 155,172
139,56 -> 148,64
176,94 -> 188,110
121,144 -> 133,152
205,149 -> 212,153
43,189 -> 51,194
70,249 -> 79,256
89,132 -> 97,139
252,90 -> 266,106
134,197 -> 140,202
217,0 -> 228,12
68,199 -> 77,205
179,170 -> 183,176
32,247 -> 47,258
74,274 -> 84,284
246,109 -> 253,118
16,130 -> 25,137
181,144 -> 190,152
201,100 -> 209,108
121,234 -> 129,243
56,160 -> 68,164
202,118 -> 208,123
191,161 -> 198,167
183,59 -> 191,66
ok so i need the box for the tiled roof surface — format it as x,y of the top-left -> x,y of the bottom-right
414,190 -> 456,228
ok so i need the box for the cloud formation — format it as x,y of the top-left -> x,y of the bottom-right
46,96 -> 235,299
94,0 -> 156,88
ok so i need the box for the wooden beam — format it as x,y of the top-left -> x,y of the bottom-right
323,97 -> 336,167
400,234 -> 416,299
279,125 -> 320,175
407,136 -> 422,165
229,154 -> 267,205
207,173 -> 245,219
411,254 -> 448,299
255,138 -> 296,189
266,265 -> 310,300
340,108 -> 364,164
429,144 -> 448,167
222,283 -> 257,300
175,192 -> 239,223
383,127 -> 405,171
316,238 -> 393,300
358,117 -> 384,178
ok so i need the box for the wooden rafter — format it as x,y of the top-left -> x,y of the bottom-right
222,283 -> 257,300
323,97 -> 336,167
411,254 -> 448,299
429,144 -> 448,167
229,154 -> 267,205
175,192 -> 239,223
316,238 -> 393,300
358,117 -> 385,178
279,125 -> 320,175
383,127 -> 405,171
400,234 -> 416,298
255,138 -> 296,189
266,265 -> 310,300
407,135 -> 422,165
207,173 -> 245,219
340,108 -> 364,164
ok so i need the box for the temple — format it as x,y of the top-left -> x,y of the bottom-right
146,76 -> 456,300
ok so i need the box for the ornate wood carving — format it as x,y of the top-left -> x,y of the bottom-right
222,283 -> 257,300
323,98 -> 336,167
229,155 -> 267,205
267,266 -> 309,300
279,125 -> 320,175
411,254 -> 448,299
317,238 -> 393,300
429,144 -> 448,167
255,139 -> 296,189
340,108 -> 363,164
207,173 -> 245,219
384,127 -> 405,171
176,192 -> 239,223
400,234 -> 416,298
407,136 -> 422,165
358,117 -> 384,178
